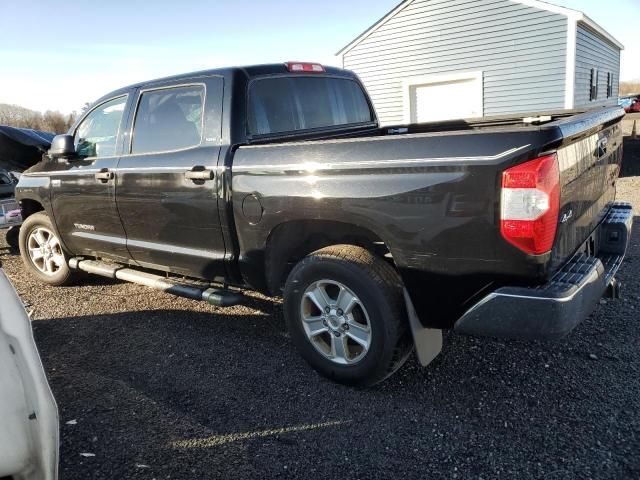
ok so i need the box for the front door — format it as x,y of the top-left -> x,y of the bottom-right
51,94 -> 131,261
115,77 -> 226,280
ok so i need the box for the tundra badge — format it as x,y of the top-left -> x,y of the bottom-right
74,223 -> 96,231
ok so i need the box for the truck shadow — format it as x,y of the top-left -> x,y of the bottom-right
35,234 -> 639,420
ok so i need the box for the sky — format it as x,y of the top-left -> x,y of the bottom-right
1,0 -> 638,114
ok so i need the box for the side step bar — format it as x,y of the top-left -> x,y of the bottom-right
69,258 -> 243,307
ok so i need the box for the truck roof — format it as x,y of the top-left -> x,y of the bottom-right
95,63 -> 355,105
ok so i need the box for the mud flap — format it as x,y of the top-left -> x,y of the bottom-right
403,289 -> 442,366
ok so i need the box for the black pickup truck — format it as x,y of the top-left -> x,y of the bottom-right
15,63 -> 633,386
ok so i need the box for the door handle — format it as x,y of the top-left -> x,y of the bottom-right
95,169 -> 114,183
185,167 -> 215,181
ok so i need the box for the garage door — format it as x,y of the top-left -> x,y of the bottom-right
407,72 -> 483,123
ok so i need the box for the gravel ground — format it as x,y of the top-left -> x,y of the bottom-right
1,155 -> 640,479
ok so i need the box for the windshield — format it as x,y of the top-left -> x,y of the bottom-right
248,76 -> 374,136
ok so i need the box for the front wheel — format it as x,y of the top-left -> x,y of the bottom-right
284,245 -> 413,387
19,212 -> 76,286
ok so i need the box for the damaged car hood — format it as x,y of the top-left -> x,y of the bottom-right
0,126 -> 54,172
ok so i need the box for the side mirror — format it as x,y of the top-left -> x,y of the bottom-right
48,135 -> 76,159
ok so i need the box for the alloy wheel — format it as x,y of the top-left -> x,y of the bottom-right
300,279 -> 372,365
27,227 -> 65,276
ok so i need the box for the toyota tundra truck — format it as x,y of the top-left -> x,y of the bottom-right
15,63 -> 633,386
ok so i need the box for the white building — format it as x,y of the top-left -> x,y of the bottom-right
338,0 -> 624,125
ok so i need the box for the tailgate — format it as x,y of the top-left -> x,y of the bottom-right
551,107 -> 625,270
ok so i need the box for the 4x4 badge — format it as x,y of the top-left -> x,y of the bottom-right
560,210 -> 573,224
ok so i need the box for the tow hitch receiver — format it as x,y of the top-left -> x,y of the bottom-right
605,278 -> 622,299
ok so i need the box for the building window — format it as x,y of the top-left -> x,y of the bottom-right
607,73 -> 614,98
590,68 -> 599,101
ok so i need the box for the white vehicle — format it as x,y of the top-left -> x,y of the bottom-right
0,269 -> 58,479
1,170 -> 23,250
1,196 -> 23,252
1,198 -> 22,228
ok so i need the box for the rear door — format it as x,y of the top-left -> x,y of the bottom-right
115,76 -> 226,279
50,94 -> 132,261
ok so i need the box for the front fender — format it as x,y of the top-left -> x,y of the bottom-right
15,174 -> 53,218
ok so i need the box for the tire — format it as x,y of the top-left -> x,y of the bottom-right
19,212 -> 76,286
284,244 -> 414,387
5,226 -> 20,251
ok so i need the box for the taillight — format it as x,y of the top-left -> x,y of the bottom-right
500,154 -> 560,255
286,62 -> 325,73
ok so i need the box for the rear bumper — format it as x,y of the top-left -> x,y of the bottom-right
454,203 -> 634,341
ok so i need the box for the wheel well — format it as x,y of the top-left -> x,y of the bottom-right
264,220 -> 392,295
20,199 -> 44,219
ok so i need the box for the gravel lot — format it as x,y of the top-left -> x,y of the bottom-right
1,138 -> 639,479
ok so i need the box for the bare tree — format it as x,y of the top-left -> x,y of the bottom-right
0,103 -> 40,129
41,111 -> 68,133
66,112 -> 77,130
0,103 -> 78,133
620,82 -> 640,96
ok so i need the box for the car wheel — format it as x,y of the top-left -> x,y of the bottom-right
19,212 -> 76,286
284,244 -> 413,387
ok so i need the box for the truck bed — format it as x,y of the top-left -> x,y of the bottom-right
231,106 -> 625,328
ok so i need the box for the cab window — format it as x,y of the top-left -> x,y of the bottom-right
130,85 -> 204,155
248,77 -> 373,136
74,96 -> 127,158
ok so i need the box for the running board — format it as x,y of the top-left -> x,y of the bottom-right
68,258 -> 243,307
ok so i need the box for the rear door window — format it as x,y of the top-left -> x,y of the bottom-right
248,77 -> 373,136
131,85 -> 205,155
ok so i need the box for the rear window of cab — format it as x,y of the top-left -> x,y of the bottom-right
247,76 -> 374,136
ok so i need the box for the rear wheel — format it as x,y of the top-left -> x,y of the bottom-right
284,245 -> 413,387
19,212 -> 76,286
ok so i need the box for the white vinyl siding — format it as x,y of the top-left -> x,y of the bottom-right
344,0 -> 568,125
573,23 -> 620,108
